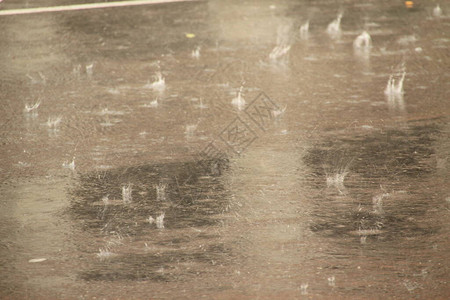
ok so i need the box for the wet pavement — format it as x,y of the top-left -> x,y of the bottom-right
1,0 -> 450,298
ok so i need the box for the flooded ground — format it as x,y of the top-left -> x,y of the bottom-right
1,0 -> 449,298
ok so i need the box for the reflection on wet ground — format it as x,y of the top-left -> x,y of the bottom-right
306,123 -> 442,239
1,0 -> 450,298
71,159 -> 232,281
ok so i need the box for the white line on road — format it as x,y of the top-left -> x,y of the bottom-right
0,0 -> 200,16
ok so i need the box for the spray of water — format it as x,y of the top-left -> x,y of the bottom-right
433,4 -> 443,18
156,182 -> 167,201
149,213 -> 165,229
86,63 -> 94,77
272,105 -> 287,119
156,213 -> 165,229
143,98 -> 159,108
62,157 -> 76,171
122,184 -> 132,203
353,31 -> 372,49
327,13 -> 343,38
385,67 -> 406,96
96,234 -> 123,260
231,85 -> 246,110
27,72 -> 47,85
300,284 -> 308,295
72,64 -> 81,78
185,123 -> 198,137
385,63 -> 406,113
191,46 -> 201,59
98,108 -> 124,116
102,195 -> 110,205
372,192 -> 389,215
47,116 -> 62,129
145,72 -> 165,91
326,172 -> 348,190
269,45 -> 291,60
195,98 -> 208,109
328,276 -> 336,287
24,100 -> 41,113
300,20 -> 309,40
96,247 -> 115,260
324,155 -> 353,194
269,23 -> 292,61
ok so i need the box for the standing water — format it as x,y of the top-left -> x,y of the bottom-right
0,0 -> 449,299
